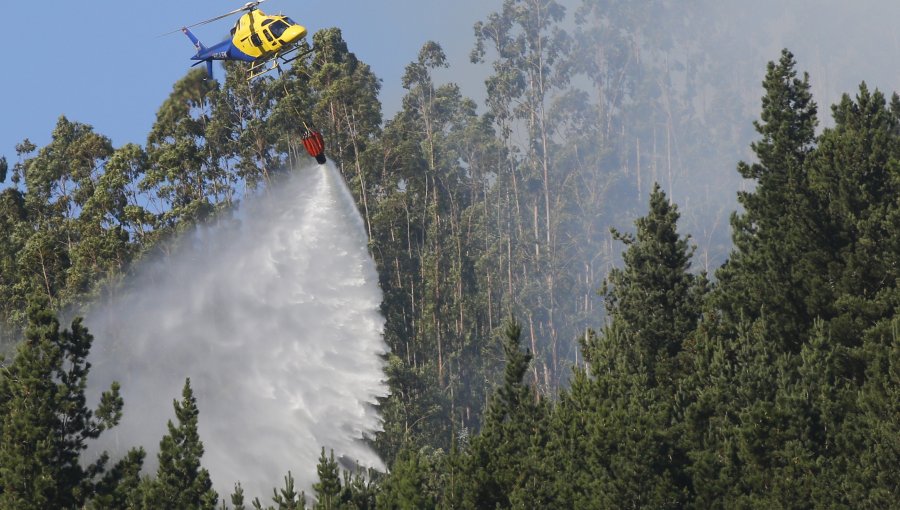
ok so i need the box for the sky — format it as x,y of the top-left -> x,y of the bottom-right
0,0 -> 497,162
8,1 -> 900,165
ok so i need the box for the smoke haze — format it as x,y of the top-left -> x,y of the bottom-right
85,162 -> 388,500
41,0 -> 900,498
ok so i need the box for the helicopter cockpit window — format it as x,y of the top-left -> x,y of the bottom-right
250,33 -> 263,47
262,19 -> 273,26
284,18 -> 297,25
269,20 -> 290,38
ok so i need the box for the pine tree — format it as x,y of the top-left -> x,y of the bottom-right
230,482 -> 247,510
0,296 -> 124,509
340,467 -> 377,510
376,449 -> 434,510
715,48 -> 828,353
555,351 -> 689,508
549,186 -> 701,508
271,472 -> 307,510
144,378 -> 218,509
313,448 -> 341,510
694,57 -> 900,507
808,84 -> 900,351
457,318 -> 552,509
0,186 -> 28,336
602,183 -> 706,383
91,447 -> 146,509
849,317 -> 900,507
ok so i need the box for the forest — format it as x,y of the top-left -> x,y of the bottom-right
1,0 -> 899,508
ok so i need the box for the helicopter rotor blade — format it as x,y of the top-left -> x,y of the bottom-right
160,0 -> 268,36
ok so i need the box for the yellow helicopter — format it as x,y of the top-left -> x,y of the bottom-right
176,0 -> 312,80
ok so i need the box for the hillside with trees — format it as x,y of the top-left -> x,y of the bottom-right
2,0 -> 899,507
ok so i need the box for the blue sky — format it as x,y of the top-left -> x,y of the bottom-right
8,1 -> 900,168
1,0 -> 499,162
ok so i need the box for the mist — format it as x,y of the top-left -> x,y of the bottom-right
398,0 -> 900,389
550,0 -> 900,271
20,0 -> 900,498
84,162 -> 387,500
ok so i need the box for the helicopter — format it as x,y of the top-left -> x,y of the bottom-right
172,1 -> 328,164
175,0 -> 313,80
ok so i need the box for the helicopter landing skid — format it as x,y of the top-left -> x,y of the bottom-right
248,46 -> 315,80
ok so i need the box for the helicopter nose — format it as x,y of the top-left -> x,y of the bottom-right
282,24 -> 307,43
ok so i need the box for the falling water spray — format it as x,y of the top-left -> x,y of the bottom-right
85,162 -> 388,499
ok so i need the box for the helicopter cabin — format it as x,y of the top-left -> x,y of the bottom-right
232,11 -> 307,59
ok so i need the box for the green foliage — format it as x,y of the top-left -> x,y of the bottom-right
0,118 -> 154,339
370,40 -> 502,462
602,183 -> 706,382
230,482 -> 247,510
91,447 -> 146,509
472,0 -> 591,396
145,69 -> 222,230
548,184 -> 702,508
0,297 -> 124,509
2,7 -> 900,509
455,318 -> 553,509
376,449 -> 434,510
715,49 -> 828,353
143,378 -> 218,510
251,472 -> 307,510
0,187 -> 28,339
850,318 -> 900,506
308,27 -> 382,238
313,448 -> 342,509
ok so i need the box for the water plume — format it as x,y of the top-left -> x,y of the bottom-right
85,162 -> 388,500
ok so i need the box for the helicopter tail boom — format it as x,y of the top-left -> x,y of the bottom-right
183,28 -> 244,78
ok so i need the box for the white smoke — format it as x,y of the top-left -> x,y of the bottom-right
85,162 -> 388,500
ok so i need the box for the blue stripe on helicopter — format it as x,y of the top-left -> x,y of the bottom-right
191,41 -> 255,63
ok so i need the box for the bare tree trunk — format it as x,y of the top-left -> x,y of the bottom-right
38,249 -> 53,300
636,137 -> 642,199
528,314 -> 539,388
345,107 -> 373,239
